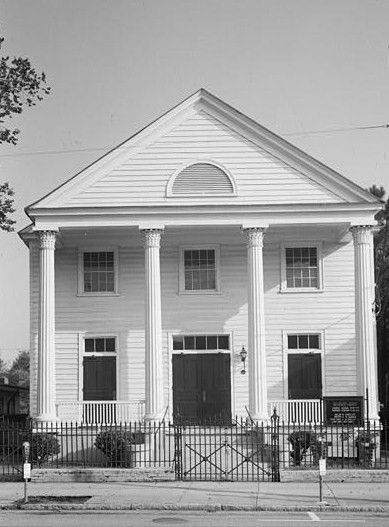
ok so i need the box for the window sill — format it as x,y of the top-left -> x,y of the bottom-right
279,288 -> 324,294
77,292 -> 120,297
178,290 -> 222,296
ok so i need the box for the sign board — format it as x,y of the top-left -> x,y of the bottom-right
23,463 -> 31,480
323,396 -> 364,425
319,458 -> 326,476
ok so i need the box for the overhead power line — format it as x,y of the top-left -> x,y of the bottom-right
285,123 -> 389,137
0,123 -> 388,158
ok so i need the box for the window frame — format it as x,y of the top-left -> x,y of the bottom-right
178,245 -> 221,295
282,330 -> 325,399
166,159 -> 237,198
280,241 -> 323,293
77,247 -> 119,296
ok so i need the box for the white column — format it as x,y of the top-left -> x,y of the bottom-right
142,228 -> 164,421
36,230 -> 57,422
243,227 -> 268,422
351,225 -> 379,421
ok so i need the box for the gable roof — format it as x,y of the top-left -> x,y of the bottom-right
26,89 -> 379,214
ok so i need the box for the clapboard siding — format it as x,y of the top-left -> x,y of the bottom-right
27,230 -> 357,418
65,111 -> 343,207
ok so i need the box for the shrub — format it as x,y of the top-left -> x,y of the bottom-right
29,433 -> 60,467
356,431 -> 377,467
288,430 -> 320,466
95,430 -> 145,467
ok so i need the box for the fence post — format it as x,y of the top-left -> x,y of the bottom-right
173,424 -> 182,480
270,408 -> 280,482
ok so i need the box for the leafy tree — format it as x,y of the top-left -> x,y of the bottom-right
0,182 -> 15,231
0,36 -> 50,145
0,356 -> 7,376
369,185 -> 389,419
7,350 -> 29,387
0,36 -> 51,231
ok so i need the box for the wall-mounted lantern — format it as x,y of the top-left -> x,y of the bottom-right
240,346 -> 247,375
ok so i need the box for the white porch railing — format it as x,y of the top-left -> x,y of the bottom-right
56,400 -> 146,424
268,399 -> 323,424
57,399 -> 323,425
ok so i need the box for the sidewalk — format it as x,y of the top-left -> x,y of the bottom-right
1,481 -> 389,512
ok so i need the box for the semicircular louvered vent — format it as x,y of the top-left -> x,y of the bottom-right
170,163 -> 235,196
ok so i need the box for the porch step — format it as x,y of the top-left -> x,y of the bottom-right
31,467 -> 175,483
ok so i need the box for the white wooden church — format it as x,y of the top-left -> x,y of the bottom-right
20,89 -> 381,425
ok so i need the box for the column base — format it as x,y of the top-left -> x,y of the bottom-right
34,413 -> 58,424
246,412 -> 270,425
144,411 -> 166,424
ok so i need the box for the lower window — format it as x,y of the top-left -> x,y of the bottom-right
288,353 -> 322,399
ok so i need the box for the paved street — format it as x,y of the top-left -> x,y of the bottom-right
1,511 -> 389,527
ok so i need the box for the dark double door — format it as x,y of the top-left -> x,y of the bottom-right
173,353 -> 231,425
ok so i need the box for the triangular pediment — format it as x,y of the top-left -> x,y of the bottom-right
28,89 -> 377,212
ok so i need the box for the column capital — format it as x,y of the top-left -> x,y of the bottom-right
350,225 -> 375,244
38,230 -> 57,250
242,227 -> 267,248
142,228 -> 163,249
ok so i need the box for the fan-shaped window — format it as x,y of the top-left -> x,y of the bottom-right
169,163 -> 235,196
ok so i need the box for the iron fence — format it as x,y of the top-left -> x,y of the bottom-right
0,415 -> 388,481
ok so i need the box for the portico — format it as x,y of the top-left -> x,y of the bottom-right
28,219 -> 379,425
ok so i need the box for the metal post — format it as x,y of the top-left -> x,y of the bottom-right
319,474 -> 323,502
22,441 -> 30,504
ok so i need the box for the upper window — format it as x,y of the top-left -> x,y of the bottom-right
78,249 -> 118,295
172,334 -> 230,351
287,333 -> 320,351
84,337 -> 116,353
179,246 -> 220,293
167,162 -> 236,196
280,243 -> 322,292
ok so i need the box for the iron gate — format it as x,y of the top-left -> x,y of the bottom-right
174,417 -> 280,481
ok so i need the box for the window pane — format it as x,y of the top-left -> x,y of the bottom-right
85,338 -> 95,352
99,272 -> 107,292
200,270 -> 209,289
298,335 -> 309,349
173,336 -> 184,350
288,335 -> 298,349
195,336 -> 206,350
106,272 -> 114,292
105,338 -> 116,352
184,336 -> 195,350
192,271 -> 200,290
207,335 -> 218,349
184,271 -> 193,290
218,335 -> 229,349
309,335 -> 320,349
84,272 -> 92,292
95,338 -> 105,352
91,272 -> 99,291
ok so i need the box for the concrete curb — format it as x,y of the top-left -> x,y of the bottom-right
2,503 -> 389,513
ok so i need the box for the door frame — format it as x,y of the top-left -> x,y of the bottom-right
282,329 -> 326,400
78,332 -> 120,402
167,331 -> 235,422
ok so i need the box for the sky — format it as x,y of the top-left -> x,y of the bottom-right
0,0 -> 388,364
